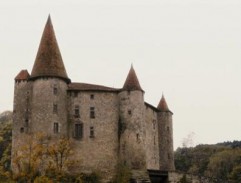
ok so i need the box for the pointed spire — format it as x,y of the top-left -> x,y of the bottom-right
122,65 -> 143,91
157,94 -> 170,112
30,15 -> 70,82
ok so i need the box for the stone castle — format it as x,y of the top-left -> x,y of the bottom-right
12,16 -> 175,182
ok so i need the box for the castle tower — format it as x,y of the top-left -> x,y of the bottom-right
118,65 -> 147,170
157,95 -> 175,171
29,15 -> 70,137
12,70 -> 31,151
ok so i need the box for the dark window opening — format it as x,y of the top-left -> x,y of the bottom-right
53,104 -> 58,114
74,123 -> 83,139
153,120 -> 156,130
53,87 -> 58,95
25,119 -> 29,127
90,127 -> 94,138
128,110 -> 132,115
136,133 -> 140,142
54,122 -> 59,134
20,127 -> 24,133
74,105 -> 80,117
167,126 -> 170,132
90,94 -> 94,99
90,107 -> 95,118
168,153 -> 171,159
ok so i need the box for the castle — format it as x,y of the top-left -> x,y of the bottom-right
12,16 -> 175,182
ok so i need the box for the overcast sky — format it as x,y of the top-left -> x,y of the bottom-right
1,0 -> 241,149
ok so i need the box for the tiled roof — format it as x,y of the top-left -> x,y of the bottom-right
68,82 -> 119,92
157,95 -> 171,112
30,15 -> 70,82
15,70 -> 30,81
122,65 -> 143,91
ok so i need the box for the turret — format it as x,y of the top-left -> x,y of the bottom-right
28,15 -> 70,137
157,95 -> 175,171
118,65 -> 146,170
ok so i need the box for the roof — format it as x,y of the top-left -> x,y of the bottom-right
30,15 -> 70,83
68,82 -> 120,92
157,95 -> 171,112
122,65 -> 143,91
15,70 -> 30,81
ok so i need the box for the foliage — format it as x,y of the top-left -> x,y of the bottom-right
112,163 -> 131,183
175,142 -> 241,182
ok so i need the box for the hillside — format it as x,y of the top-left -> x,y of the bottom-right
175,142 -> 241,182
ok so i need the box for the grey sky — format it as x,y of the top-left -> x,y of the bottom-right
1,0 -> 241,148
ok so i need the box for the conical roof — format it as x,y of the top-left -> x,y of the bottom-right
15,70 -> 30,81
157,95 -> 170,112
30,15 -> 70,82
122,65 -> 143,91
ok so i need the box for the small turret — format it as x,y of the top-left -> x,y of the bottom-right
157,95 -> 175,171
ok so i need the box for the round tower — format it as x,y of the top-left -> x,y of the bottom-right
118,65 -> 147,170
28,15 -> 70,138
157,95 -> 175,171
12,70 -> 31,150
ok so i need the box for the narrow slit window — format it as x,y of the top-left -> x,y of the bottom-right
53,85 -> 58,95
90,127 -> 94,138
90,107 -> 95,119
53,104 -> 58,114
74,105 -> 80,117
54,122 -> 59,134
90,94 -> 94,99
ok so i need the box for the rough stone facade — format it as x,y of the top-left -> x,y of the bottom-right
12,16 -> 175,182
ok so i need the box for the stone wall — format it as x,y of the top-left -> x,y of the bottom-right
31,78 -> 68,137
68,91 -> 119,182
144,104 -> 159,170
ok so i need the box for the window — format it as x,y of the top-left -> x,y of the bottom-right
74,123 -> 83,139
167,126 -> 170,132
90,127 -> 94,138
53,104 -> 58,113
74,105 -> 80,117
90,107 -> 95,118
128,110 -> 132,115
90,94 -> 94,99
20,127 -> 24,133
53,86 -> 58,95
25,119 -> 29,127
54,123 -> 59,134
153,120 -> 156,130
